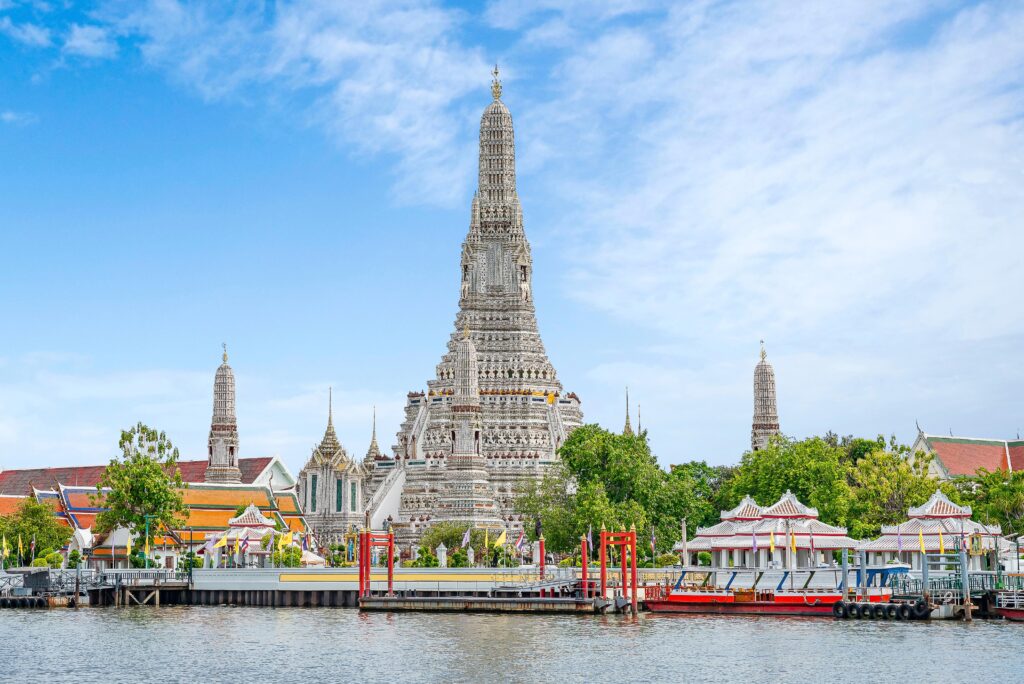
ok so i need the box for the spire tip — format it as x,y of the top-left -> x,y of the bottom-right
491,63 -> 502,100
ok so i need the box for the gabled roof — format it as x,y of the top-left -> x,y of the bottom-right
762,490 -> 818,519
919,433 -> 1022,477
228,503 -> 275,528
721,496 -> 762,521
0,457 -> 277,496
908,489 -> 971,519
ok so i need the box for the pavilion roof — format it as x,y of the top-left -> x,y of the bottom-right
908,489 -> 971,518
721,496 -> 763,521
762,490 -> 818,518
228,503 -> 275,527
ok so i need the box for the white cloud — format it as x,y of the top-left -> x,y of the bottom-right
0,109 -> 37,125
99,0 -> 490,206
64,23 -> 117,58
0,15 -> 51,47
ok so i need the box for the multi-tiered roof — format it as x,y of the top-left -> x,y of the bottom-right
857,489 -> 1001,553
679,491 -> 856,553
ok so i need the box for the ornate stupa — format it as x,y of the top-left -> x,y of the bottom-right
623,387 -> 634,436
296,389 -> 368,544
751,341 -> 781,451
206,344 -> 242,483
388,67 -> 583,541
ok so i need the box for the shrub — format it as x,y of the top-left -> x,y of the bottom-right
31,558 -> 49,567
67,550 -> 82,569
449,549 -> 469,567
44,552 -> 63,569
272,546 -> 302,568
656,553 -> 679,567
697,551 -> 711,566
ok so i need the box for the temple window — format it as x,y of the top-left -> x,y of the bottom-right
336,478 -> 343,513
311,474 -> 318,512
350,481 -> 357,512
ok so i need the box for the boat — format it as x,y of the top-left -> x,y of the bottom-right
644,566 -> 904,617
994,591 -> 1024,622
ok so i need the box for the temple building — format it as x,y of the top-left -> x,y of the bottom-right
675,491 -> 856,569
295,390 -> 369,544
910,425 -> 1023,480
751,341 -> 780,451
206,344 -> 242,483
374,68 -> 583,543
857,490 -> 1002,571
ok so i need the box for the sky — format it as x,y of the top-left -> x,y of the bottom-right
1,0 -> 1022,476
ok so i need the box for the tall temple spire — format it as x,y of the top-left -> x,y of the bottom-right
319,387 -> 342,455
390,70 -> 582,544
364,405 -> 382,463
751,340 -> 781,451
637,403 -> 642,435
206,344 -> 241,483
623,387 -> 634,436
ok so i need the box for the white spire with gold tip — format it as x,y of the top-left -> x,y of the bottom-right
751,340 -> 780,451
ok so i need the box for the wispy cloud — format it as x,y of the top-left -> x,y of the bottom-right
0,14 -> 51,47
63,23 -> 117,59
97,0 -> 489,205
0,109 -> 37,125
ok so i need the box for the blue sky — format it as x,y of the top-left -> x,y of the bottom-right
1,1 -> 1022,476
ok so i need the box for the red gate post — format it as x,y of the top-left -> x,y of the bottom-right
599,526 -> 607,599
387,531 -> 394,597
358,529 -> 365,598
620,527 -> 628,599
630,525 -> 638,615
581,535 -> 589,599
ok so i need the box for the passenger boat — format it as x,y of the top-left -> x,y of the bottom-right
644,567 -> 902,618
994,591 -> 1024,622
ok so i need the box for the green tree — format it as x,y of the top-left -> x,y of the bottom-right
965,469 -> 1024,537
272,545 -> 302,568
0,497 -> 72,565
93,423 -> 187,540
847,448 -> 940,538
723,436 -> 852,527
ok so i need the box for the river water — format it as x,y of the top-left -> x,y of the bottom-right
1,607 -> 1020,682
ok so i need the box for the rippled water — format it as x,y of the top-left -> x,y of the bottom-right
1,607 -> 1020,682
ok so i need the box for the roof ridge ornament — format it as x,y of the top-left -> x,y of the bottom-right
491,63 -> 502,100
222,342 -> 228,363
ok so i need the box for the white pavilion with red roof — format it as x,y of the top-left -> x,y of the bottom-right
857,490 -> 1002,571
676,491 -> 857,570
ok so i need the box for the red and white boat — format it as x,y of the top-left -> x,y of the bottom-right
644,585 -> 894,617
995,591 -> 1024,622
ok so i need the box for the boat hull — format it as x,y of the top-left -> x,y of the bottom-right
646,596 -> 839,617
996,607 -> 1024,622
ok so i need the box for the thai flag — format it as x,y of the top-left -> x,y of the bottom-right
587,525 -> 593,551
461,528 -> 471,548
514,530 -> 525,552
240,538 -> 249,553
650,529 -> 656,552
302,533 -> 309,551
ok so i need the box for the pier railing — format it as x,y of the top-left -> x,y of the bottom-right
101,569 -> 189,586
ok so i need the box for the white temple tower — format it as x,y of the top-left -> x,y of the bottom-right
751,341 -> 781,451
206,344 -> 242,483
386,68 -> 583,542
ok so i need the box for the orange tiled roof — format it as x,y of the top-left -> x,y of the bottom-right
926,436 -> 1011,476
182,486 -> 273,509
0,495 -> 26,516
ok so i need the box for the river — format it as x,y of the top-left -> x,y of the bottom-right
1,607 -> 1019,682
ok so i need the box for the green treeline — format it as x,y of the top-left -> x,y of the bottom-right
514,424 -> 1024,555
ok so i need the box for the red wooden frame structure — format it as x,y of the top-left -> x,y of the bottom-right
599,526 -> 638,613
358,529 -> 395,598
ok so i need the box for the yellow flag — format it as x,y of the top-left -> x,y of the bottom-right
485,528 -> 489,549
918,529 -> 926,554
18,535 -> 24,556
213,535 -> 227,549
938,530 -> 945,554
126,533 -> 132,558
144,535 -> 150,558
278,532 -> 293,550
790,530 -> 797,554
1,534 -> 7,559
234,536 -> 240,555
769,531 -> 775,553
494,530 -> 507,547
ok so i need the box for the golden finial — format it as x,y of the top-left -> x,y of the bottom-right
222,342 -> 228,363
759,339 -> 766,361
491,63 -> 502,100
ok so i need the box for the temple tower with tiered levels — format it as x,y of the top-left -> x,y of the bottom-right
751,341 -> 781,451
389,68 -> 583,542
206,344 -> 242,484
